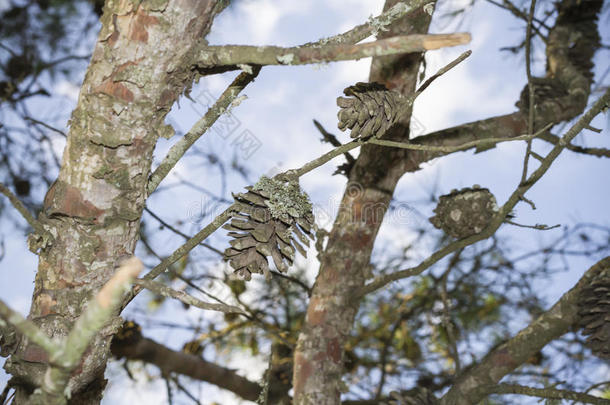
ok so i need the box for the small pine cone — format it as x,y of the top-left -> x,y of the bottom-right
224,176 -> 315,281
385,388 -> 439,405
337,82 -> 405,140
577,266 -> 610,360
429,186 -> 498,239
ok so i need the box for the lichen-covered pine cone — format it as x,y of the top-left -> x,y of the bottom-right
577,266 -> 610,360
223,176 -> 315,281
384,388 -> 439,405
337,81 -> 405,140
429,186 -> 498,239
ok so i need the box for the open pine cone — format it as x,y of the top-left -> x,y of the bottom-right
223,176 -> 315,281
337,82 -> 405,140
577,266 -> 610,360
429,186 -> 498,239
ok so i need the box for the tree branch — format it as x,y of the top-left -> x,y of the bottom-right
354,88 -> 610,297
439,256 -> 610,405
1,258 -> 143,404
195,0 -> 434,76
368,123 -> 550,153
0,300 -> 60,356
194,33 -> 470,69
111,335 -> 263,402
134,278 -> 246,315
121,205 -> 236,310
538,132 -> 610,158
491,383 -> 610,405
32,258 -> 143,404
147,67 -> 261,195
305,0 -> 434,47
0,182 -> 45,235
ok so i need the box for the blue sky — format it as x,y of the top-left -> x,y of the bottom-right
1,0 -> 609,403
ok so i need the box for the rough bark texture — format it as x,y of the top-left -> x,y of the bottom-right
440,257 -> 610,405
292,0 -> 603,403
3,1 -> 224,403
292,2 -> 433,404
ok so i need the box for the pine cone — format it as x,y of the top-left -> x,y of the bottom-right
385,388 -> 439,405
577,266 -> 610,360
429,186 -> 498,239
223,176 -> 315,281
337,82 -> 405,140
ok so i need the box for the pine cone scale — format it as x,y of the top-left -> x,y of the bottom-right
223,176 -> 315,281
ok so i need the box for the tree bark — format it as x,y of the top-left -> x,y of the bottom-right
3,1 -> 225,403
292,2 -> 434,404
292,0 -> 603,403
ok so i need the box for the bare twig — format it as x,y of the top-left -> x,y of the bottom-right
134,278 -> 246,315
144,207 -> 223,255
195,33 -> 471,69
538,132 -> 610,158
147,67 -> 261,195
121,205 -> 237,310
304,0 -> 433,47
23,116 -> 67,138
505,220 -> 560,230
520,0 -> 537,187
0,182 -> 45,235
368,124 -> 550,153
414,50 -> 471,97
313,119 -> 356,170
439,250 -> 463,374
354,88 -> 609,298
485,0 -> 548,41
491,383 -> 610,404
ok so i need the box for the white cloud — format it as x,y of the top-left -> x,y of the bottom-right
55,80 -> 80,102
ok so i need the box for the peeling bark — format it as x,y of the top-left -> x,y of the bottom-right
292,2 -> 434,404
292,0 -> 603,403
3,1 -> 225,403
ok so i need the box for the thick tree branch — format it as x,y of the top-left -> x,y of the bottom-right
439,256 -> 610,405
195,0 -> 434,76
391,0 -> 602,171
6,1 -> 230,402
292,1 -> 436,402
0,300 -> 60,357
111,335 -> 263,402
354,88 -> 610,297
33,258 -> 143,405
1,258 -> 142,404
194,33 -> 470,69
